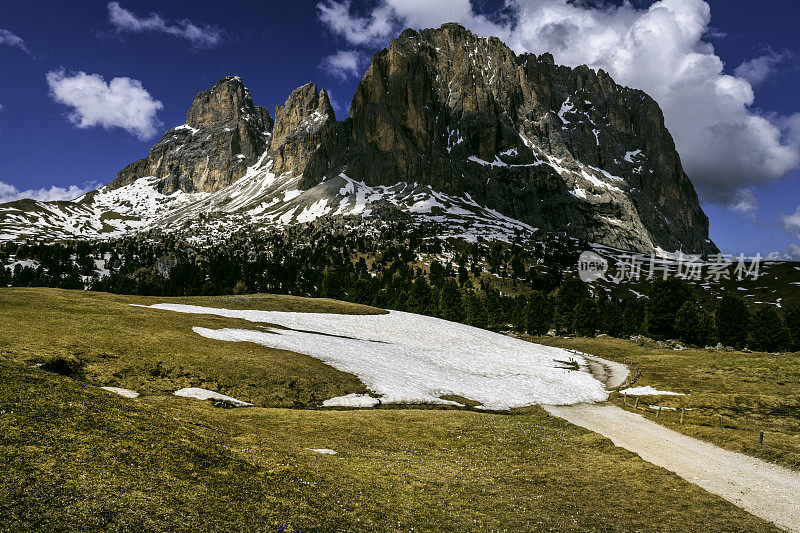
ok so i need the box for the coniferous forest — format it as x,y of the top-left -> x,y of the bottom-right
1,222 -> 798,353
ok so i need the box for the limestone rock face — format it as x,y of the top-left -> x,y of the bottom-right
270,83 -> 337,178
111,76 -> 273,194
293,23 -> 713,253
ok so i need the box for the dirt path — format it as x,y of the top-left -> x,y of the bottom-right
544,402 -> 800,532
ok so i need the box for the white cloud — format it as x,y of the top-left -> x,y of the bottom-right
783,205 -> 800,240
0,28 -> 30,55
107,2 -> 224,49
0,180 -> 99,204
46,69 -> 163,140
317,0 -> 800,208
317,1 -> 396,45
320,49 -> 365,80
727,189 -> 758,219
734,49 -> 793,87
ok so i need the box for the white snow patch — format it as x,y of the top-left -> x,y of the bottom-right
323,393 -> 380,408
306,448 -> 337,455
619,386 -> 686,396
140,304 -> 608,410
173,387 -> 253,406
101,386 -> 139,398
557,98 -> 575,125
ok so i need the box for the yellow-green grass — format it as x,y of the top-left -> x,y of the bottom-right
0,287 -> 382,408
530,335 -> 800,470
0,357 -> 778,532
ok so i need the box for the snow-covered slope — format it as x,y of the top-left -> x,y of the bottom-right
0,152 -> 537,243
140,303 -> 609,409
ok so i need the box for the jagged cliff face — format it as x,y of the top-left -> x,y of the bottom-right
300,24 -> 712,253
110,76 -> 273,194
0,24 -> 715,254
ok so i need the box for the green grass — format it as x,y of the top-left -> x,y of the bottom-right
530,335 -> 800,470
0,288 -> 785,531
0,288 -> 382,408
0,357 -> 779,532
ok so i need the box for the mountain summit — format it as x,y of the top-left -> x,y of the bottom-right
0,24 -> 715,254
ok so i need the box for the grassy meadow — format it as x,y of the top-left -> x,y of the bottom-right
0,288 -> 787,531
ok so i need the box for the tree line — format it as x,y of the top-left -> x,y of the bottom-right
1,227 -> 797,353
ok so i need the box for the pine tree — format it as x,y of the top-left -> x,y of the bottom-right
716,294 -> 750,348
622,298 -> 645,335
406,277 -> 432,315
784,305 -> 800,351
438,279 -> 463,322
598,298 -> 624,337
553,277 -> 590,333
525,290 -> 551,335
675,300 -> 714,346
572,299 -> 599,337
645,278 -> 691,339
750,306 -> 790,352
512,295 -> 528,333
464,293 -> 488,329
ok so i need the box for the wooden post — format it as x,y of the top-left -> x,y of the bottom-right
759,430 -> 764,445
680,408 -> 685,425
634,397 -> 639,409
624,393 -> 628,406
656,406 -> 662,419
718,414 -> 723,430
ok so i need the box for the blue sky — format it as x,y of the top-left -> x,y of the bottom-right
1,0 -> 799,257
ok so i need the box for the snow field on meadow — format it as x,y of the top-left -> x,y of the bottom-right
141,304 -> 608,410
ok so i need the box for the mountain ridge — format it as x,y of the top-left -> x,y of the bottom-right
0,23 -> 716,255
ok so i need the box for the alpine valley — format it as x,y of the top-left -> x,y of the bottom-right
0,24 -> 716,256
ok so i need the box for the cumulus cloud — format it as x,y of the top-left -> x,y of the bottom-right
734,49 -> 794,87
317,0 -> 800,208
0,28 -> 30,54
46,69 -> 163,140
107,2 -> 224,49
0,180 -> 99,204
320,49 -> 366,80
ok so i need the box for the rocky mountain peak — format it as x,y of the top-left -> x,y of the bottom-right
185,76 -> 271,130
272,82 -> 335,149
271,82 -> 337,178
110,76 -> 273,194
3,24 -> 716,255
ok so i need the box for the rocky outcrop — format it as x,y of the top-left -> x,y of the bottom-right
270,83 -> 338,178
110,76 -> 273,194
289,23 -> 713,253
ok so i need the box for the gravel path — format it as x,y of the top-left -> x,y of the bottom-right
546,392 -> 800,532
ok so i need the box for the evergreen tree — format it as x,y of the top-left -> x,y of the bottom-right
553,277 -> 590,333
784,305 -> 800,351
572,299 -> 600,337
438,279 -> 463,322
406,277 -> 433,315
622,298 -> 645,335
750,306 -> 790,352
716,294 -> 750,348
484,288 -> 505,331
599,298 -> 624,337
645,278 -> 691,339
525,290 -> 551,335
464,293 -> 488,329
320,271 -> 342,299
512,295 -> 528,333
675,300 -> 714,346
